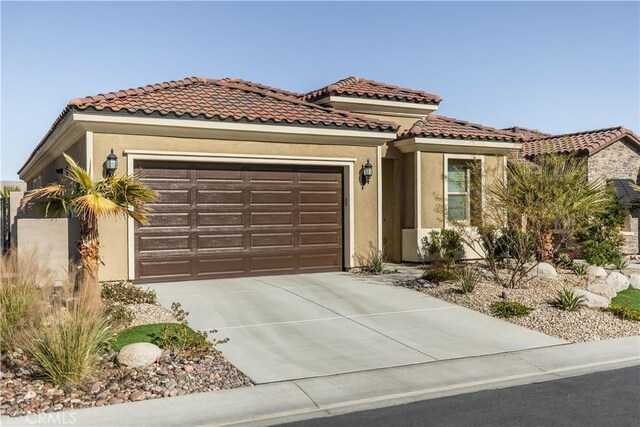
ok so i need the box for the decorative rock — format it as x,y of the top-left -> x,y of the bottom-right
523,262 -> 558,279
108,397 -> 124,404
630,275 -> 640,289
183,365 -> 194,373
573,289 -> 610,309
128,391 -> 145,402
586,266 -> 608,279
604,272 -> 630,293
23,391 -> 36,400
90,383 -> 101,395
117,343 -> 162,368
587,283 -> 616,299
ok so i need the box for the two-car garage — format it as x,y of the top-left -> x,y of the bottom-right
134,161 -> 345,283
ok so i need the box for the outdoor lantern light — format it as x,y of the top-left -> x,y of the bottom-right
362,159 -> 373,184
105,149 -> 118,176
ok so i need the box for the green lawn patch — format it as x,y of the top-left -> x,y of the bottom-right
111,323 -> 195,352
611,288 -> 640,311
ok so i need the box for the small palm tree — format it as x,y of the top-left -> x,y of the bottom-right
21,154 -> 155,286
492,154 -> 608,263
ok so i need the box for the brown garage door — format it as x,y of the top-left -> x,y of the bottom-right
134,161 -> 344,283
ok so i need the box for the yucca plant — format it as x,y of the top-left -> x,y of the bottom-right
21,154 -> 155,287
356,243 -> 388,275
555,288 -> 585,312
612,257 -> 629,270
572,262 -> 589,277
457,268 -> 481,294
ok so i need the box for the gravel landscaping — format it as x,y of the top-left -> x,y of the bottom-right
397,269 -> 640,343
128,303 -> 176,327
0,347 -> 252,417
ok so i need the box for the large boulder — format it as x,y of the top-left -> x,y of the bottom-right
117,343 -> 162,368
523,262 -> 558,279
587,283 -> 616,299
586,266 -> 607,280
629,274 -> 640,290
573,289 -> 610,309
604,272 -> 630,293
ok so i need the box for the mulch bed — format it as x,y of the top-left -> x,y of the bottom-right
1,347 -> 252,417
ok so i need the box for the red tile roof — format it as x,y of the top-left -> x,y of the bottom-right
520,126 -> 640,158
19,77 -> 398,175
302,77 -> 442,105
399,115 -> 524,142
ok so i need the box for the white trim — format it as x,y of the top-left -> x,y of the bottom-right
73,112 -> 393,141
376,146 -> 383,251
395,137 -> 521,154
126,151 -> 356,281
314,95 -> 439,117
85,131 -> 93,178
443,154 -> 485,228
415,152 -> 422,229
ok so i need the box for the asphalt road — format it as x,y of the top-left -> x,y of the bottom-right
283,366 -> 640,427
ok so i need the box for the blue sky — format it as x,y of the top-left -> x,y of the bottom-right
1,1 -> 639,180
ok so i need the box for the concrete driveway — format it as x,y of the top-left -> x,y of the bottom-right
147,272 -> 564,384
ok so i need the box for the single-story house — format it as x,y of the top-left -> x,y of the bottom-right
519,126 -> 640,255
18,76 -> 523,283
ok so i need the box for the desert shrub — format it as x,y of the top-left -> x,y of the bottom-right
554,289 -> 585,312
421,229 -> 464,267
151,303 -> 227,358
101,280 -> 157,305
0,251 -> 53,352
355,243 -> 387,275
605,305 -> 640,322
490,301 -> 532,318
471,225 -> 536,289
572,262 -> 589,277
575,186 -> 625,266
104,302 -> 134,329
554,252 -> 574,268
458,268 -> 481,294
422,267 -> 459,284
612,257 -> 629,270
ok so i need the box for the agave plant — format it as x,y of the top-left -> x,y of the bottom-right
555,288 -> 585,312
21,154 -> 155,287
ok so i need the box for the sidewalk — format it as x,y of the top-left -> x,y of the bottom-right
3,336 -> 638,427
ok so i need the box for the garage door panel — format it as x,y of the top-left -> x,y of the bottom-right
196,190 -> 244,205
135,162 -> 343,283
138,234 -> 191,252
251,233 -> 294,248
299,211 -> 340,225
197,234 -> 244,250
197,212 -> 244,227
250,190 -> 294,205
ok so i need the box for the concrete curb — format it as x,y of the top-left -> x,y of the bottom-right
3,336 -> 638,427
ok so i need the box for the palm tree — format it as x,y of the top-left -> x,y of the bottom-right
491,154 -> 608,263
21,154 -> 155,286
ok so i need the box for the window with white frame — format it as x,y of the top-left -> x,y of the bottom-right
447,160 -> 470,223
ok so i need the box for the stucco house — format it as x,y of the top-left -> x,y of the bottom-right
520,126 -> 640,255
18,76 -> 523,283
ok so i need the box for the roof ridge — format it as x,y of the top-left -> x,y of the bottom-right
217,77 -> 302,98
212,79 -> 398,129
68,76 -> 207,107
531,125 -> 624,141
430,114 -> 519,135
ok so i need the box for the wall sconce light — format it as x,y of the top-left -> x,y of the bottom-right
361,159 -> 373,185
105,149 -> 118,177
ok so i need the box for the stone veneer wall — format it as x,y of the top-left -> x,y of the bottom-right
587,137 -> 640,255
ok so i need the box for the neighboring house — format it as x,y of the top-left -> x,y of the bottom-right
520,127 -> 640,255
17,76 -> 522,283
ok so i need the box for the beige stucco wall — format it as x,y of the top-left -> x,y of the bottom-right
30,136 -> 86,188
420,152 -> 445,228
92,132 -> 381,281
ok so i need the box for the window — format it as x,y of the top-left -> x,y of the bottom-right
447,161 -> 470,222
